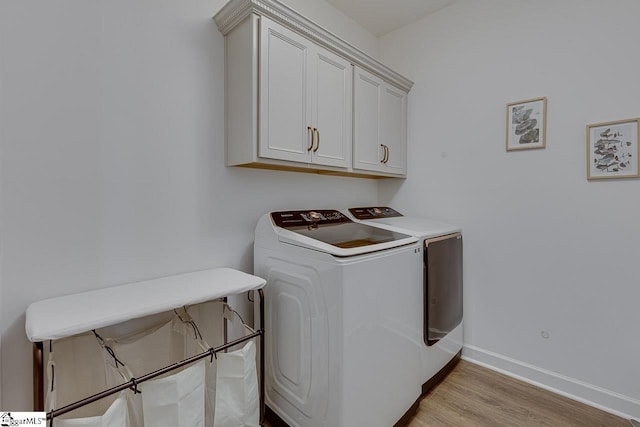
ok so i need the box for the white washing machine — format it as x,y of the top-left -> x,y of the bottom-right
345,206 -> 464,392
254,209 -> 424,427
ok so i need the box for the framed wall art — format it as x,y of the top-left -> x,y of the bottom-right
506,97 -> 547,151
587,118 -> 639,180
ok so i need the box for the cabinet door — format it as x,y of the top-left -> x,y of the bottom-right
259,17 -> 313,163
353,67 -> 386,172
311,47 -> 352,168
379,84 -> 407,174
353,66 -> 407,176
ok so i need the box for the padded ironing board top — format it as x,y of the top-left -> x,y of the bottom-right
25,268 -> 266,342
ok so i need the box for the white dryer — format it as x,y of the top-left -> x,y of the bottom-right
345,207 -> 463,393
254,210 -> 424,427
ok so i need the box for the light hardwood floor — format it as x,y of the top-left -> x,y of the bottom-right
265,360 -> 630,426
406,360 -> 629,427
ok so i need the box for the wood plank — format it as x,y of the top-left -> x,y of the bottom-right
407,360 -> 629,427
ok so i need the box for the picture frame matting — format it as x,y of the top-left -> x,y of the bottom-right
506,96 -> 547,151
586,118 -> 640,180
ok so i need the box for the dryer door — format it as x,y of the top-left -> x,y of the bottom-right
424,233 -> 463,346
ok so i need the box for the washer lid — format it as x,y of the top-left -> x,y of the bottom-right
270,210 -> 418,257
346,207 -> 461,239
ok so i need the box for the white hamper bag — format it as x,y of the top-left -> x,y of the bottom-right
214,340 -> 259,427
53,396 -> 129,427
141,359 -> 206,427
176,306 -> 219,427
45,335 -> 131,427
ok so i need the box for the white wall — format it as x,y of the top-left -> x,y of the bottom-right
379,0 -> 640,418
280,0 -> 379,56
0,0 -> 379,410
0,16 -> 4,408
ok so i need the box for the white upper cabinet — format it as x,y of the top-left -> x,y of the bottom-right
259,18 -> 313,163
379,84 -> 407,174
353,68 -> 383,172
311,47 -> 352,168
215,0 -> 412,178
259,18 -> 351,168
353,67 -> 407,176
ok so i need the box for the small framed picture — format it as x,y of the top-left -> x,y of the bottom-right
506,97 -> 547,151
587,118 -> 639,180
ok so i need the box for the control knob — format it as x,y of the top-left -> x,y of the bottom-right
308,211 -> 322,221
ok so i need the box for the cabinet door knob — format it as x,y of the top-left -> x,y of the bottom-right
384,145 -> 390,163
313,128 -> 320,152
307,126 -> 314,151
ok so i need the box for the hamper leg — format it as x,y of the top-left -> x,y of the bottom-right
33,341 -> 44,411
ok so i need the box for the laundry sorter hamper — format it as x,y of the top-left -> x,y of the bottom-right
25,267 -> 266,426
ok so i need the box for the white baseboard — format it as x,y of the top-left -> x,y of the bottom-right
462,344 -> 639,421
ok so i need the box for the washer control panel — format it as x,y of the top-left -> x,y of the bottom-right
271,210 -> 351,228
348,207 -> 403,220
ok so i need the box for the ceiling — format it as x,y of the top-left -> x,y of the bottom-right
325,0 -> 459,36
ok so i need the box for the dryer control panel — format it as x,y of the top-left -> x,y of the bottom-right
271,210 -> 351,228
349,207 -> 403,220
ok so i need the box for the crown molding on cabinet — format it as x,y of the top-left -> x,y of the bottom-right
213,0 -> 414,92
